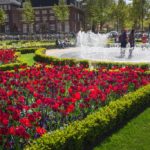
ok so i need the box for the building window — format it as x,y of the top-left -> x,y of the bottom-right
65,22 -> 69,32
23,24 -> 27,33
5,25 -> 9,33
49,10 -> 54,14
78,13 -> 80,21
50,24 -> 55,31
29,24 -> 34,33
35,10 -> 40,15
3,5 -> 7,10
42,16 -> 47,21
35,17 -> 40,21
5,14 -> 9,22
35,24 -> 40,32
42,10 -> 47,15
57,23 -> 61,32
7,5 -> 10,10
49,16 -> 55,21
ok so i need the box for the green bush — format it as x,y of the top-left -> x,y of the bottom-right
25,84 -> 150,150
17,48 -> 37,54
91,61 -> 150,69
0,51 -> 27,71
77,59 -> 89,68
34,48 -> 150,69
34,48 -> 77,66
0,62 -> 26,71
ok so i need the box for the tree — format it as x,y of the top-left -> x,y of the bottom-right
0,8 -> 6,32
52,0 -> 69,32
85,0 -> 115,31
22,0 -> 35,33
110,0 -> 128,31
130,0 -> 150,30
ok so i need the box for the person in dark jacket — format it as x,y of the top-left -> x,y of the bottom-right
128,29 -> 135,57
120,29 -> 127,57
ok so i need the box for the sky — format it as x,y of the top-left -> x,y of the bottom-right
126,0 -> 132,4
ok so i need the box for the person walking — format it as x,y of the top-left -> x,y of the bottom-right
128,29 -> 135,58
141,33 -> 147,50
120,29 -> 128,57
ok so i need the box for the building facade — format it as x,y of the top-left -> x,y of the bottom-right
0,0 -> 85,34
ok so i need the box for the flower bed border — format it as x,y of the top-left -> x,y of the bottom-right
25,84 -> 150,150
16,47 -> 38,54
34,48 -> 150,69
0,51 -> 27,71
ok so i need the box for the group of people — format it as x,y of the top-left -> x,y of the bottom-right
119,29 -> 149,58
55,36 -> 72,48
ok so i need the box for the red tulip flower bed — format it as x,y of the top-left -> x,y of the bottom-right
0,49 -> 16,65
0,65 -> 150,149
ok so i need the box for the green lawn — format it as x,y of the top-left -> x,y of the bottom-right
94,108 -> 150,150
20,53 -> 35,66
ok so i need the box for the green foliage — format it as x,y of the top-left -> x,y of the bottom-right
53,0 -> 69,23
0,8 -> 6,26
23,0 -> 35,24
77,59 -> 89,68
0,41 -> 55,49
84,0 -> 150,31
0,47 -> 38,70
110,0 -> 128,30
91,61 -> 150,69
34,48 -> 77,66
0,62 -> 26,71
52,0 -> 69,32
34,48 -> 150,69
17,47 -> 37,54
130,0 -> 150,29
25,84 -> 150,150
85,0 -> 115,29
0,51 -> 27,71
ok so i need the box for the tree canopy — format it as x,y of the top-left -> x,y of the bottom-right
52,0 -> 69,23
84,0 -> 150,31
0,8 -> 6,26
22,0 -> 35,24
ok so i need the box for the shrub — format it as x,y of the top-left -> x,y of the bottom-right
91,61 -> 150,69
34,48 -> 77,66
17,48 -> 37,54
0,50 -> 27,71
34,48 -> 150,69
25,84 -> 150,150
77,59 -> 89,68
0,62 -> 27,71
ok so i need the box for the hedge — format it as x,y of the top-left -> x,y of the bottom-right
0,52 -> 27,71
0,62 -> 26,71
34,48 -> 150,69
17,48 -> 37,54
91,61 -> 150,69
25,84 -> 150,150
34,48 -> 89,67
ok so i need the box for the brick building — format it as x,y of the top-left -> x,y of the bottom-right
0,0 -> 85,34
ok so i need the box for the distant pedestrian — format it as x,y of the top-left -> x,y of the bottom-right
120,29 -> 128,57
141,33 -> 147,50
128,29 -> 135,58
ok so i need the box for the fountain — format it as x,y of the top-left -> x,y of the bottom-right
46,30 -> 150,63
